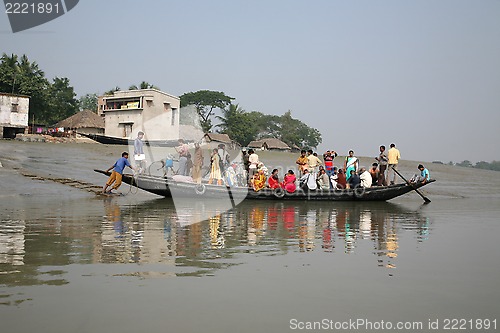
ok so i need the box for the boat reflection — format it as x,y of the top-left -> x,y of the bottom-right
97,198 -> 431,269
0,197 -> 430,299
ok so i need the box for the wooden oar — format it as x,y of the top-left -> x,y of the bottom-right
392,167 -> 431,203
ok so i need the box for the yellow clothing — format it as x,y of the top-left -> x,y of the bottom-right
106,171 -> 123,190
252,173 -> 267,191
387,147 -> 401,164
296,156 -> 308,172
307,155 -> 322,169
209,153 -> 222,181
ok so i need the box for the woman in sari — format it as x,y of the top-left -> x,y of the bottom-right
344,150 -> 358,182
268,168 -> 281,189
208,148 -> 222,185
251,169 -> 267,191
282,170 -> 297,193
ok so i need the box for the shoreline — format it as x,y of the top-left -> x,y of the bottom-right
7,134 -> 98,144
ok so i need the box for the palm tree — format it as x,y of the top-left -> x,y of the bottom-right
129,81 -> 160,90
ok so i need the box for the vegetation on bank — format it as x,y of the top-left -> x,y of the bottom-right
433,160 -> 500,172
0,53 -> 322,149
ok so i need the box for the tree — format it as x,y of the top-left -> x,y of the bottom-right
255,111 -> 322,149
104,86 -> 120,96
0,53 -> 51,125
79,93 -> 98,112
216,104 -> 260,146
456,160 -> 473,168
180,90 -> 234,132
128,81 -> 160,90
49,77 -> 79,124
129,81 -> 160,90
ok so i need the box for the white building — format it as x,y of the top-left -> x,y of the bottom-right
98,89 -> 181,141
0,93 -> 29,138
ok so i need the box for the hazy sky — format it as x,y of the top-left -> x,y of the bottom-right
2,0 -> 500,163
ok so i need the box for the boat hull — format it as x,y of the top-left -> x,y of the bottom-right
80,133 -> 179,147
95,170 -> 434,202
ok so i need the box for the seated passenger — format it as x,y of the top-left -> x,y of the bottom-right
268,168 -> 281,189
317,168 -> 330,190
329,167 -> 338,189
282,170 -> 297,193
251,169 -> 267,191
347,170 -> 360,189
410,164 -> 430,184
336,169 -> 347,189
359,167 -> 372,188
369,163 -> 379,186
299,169 -> 318,191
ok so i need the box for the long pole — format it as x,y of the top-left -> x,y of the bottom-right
392,166 -> 431,203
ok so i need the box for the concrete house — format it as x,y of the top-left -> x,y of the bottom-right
0,93 -> 29,138
98,89 -> 180,141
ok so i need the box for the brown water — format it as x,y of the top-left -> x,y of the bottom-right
1,141 -> 499,332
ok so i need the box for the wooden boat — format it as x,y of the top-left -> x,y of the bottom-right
79,133 -> 179,147
94,169 -> 434,202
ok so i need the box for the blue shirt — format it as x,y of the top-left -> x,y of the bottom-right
113,157 -> 131,174
421,168 -> 430,181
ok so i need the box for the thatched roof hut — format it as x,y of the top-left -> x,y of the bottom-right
248,138 -> 291,151
56,110 -> 104,135
201,133 -> 240,150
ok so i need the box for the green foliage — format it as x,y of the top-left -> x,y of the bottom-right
473,160 -> 500,171
180,90 -> 234,132
79,93 -> 98,111
0,53 -> 64,125
216,104 -> 260,146
48,77 -> 79,124
129,81 -> 160,90
104,87 -> 120,96
216,106 -> 322,149
453,160 -> 500,171
456,160 -> 473,168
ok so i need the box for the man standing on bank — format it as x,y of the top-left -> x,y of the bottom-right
386,143 -> 401,185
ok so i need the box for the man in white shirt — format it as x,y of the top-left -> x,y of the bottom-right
248,149 -> 259,184
359,167 -> 372,188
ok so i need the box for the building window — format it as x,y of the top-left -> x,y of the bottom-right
11,103 -> 18,112
123,124 -> 133,137
171,108 -> 177,126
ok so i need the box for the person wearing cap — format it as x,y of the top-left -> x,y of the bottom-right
410,164 -> 430,184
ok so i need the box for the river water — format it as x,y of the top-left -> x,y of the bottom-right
1,141 -> 499,332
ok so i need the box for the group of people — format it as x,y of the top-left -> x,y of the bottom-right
102,132 -> 430,194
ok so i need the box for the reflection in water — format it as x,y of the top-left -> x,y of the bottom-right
1,198 -> 431,305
